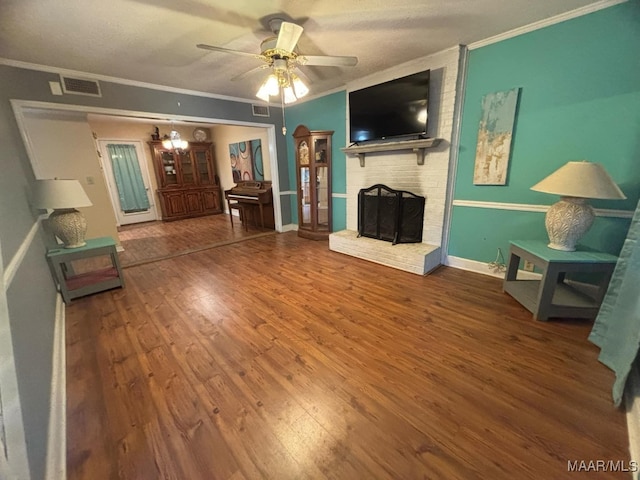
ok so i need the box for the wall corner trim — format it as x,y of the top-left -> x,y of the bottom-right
3,215 -> 47,288
45,295 -> 66,480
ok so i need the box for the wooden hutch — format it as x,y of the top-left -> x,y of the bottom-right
148,141 -> 222,221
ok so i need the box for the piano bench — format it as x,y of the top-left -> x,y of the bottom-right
229,203 -> 250,231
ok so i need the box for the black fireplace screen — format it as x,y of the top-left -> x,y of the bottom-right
358,184 -> 425,244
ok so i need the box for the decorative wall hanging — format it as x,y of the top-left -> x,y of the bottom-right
473,88 -> 520,185
229,139 -> 263,182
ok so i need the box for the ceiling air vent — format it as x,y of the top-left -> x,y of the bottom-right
252,104 -> 270,117
60,75 -> 102,97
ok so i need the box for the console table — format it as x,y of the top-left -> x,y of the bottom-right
46,236 -> 125,303
503,240 -> 617,321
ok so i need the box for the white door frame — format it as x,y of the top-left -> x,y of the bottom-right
97,139 -> 159,226
11,99 -> 283,233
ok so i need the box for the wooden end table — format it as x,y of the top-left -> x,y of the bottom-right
503,240 -> 617,321
46,236 -> 125,303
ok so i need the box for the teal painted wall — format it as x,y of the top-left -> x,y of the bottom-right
286,91 -> 348,230
449,1 -> 640,262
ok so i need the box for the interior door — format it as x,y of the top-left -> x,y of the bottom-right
98,140 -> 158,225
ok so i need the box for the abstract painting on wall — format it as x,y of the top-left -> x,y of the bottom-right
473,88 -> 520,185
229,139 -> 264,182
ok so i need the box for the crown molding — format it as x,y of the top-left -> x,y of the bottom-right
468,0 -> 628,50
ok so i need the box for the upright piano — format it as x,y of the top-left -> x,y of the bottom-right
224,181 -> 274,229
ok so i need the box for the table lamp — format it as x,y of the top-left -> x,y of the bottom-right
32,179 -> 93,248
530,161 -> 626,251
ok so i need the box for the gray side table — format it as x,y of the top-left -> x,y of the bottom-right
46,236 -> 125,303
503,240 -> 617,321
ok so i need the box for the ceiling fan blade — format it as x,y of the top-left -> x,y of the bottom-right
298,54 -> 358,67
231,64 -> 270,82
275,21 -> 303,53
197,44 -> 265,61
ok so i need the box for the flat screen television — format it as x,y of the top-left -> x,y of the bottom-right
348,70 -> 430,143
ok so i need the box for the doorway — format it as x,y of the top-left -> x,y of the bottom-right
98,140 -> 158,225
12,99 -> 284,238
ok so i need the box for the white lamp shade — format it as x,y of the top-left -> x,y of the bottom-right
291,74 -> 309,99
256,74 -> 280,102
32,179 -> 92,209
531,161 -> 626,251
283,86 -> 297,104
256,84 -> 271,102
531,161 -> 626,200
33,179 -> 92,248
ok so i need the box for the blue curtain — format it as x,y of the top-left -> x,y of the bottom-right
107,144 -> 150,213
589,198 -> 640,407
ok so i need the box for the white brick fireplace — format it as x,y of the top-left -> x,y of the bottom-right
330,46 -> 461,274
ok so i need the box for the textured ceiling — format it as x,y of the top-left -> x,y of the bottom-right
1,0 -> 601,101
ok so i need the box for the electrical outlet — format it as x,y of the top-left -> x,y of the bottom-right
524,260 -> 535,272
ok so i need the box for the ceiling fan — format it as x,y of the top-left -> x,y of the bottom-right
197,18 -> 358,104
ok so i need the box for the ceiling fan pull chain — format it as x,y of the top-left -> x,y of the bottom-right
281,88 -> 287,135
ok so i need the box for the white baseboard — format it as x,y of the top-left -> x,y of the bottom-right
280,223 -> 298,233
45,295 -> 66,480
445,255 -> 541,280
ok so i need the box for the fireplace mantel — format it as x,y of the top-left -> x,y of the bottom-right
341,138 -> 442,167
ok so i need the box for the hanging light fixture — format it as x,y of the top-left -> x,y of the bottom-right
290,73 -> 309,98
256,74 -> 280,102
162,123 -> 189,150
255,61 -> 309,135
255,70 -> 309,104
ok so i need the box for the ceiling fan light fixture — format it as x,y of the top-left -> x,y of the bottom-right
283,86 -> 298,104
291,74 -> 309,99
256,74 -> 282,101
265,74 -> 280,95
256,86 -> 270,102
197,20 -> 358,105
273,58 -> 288,72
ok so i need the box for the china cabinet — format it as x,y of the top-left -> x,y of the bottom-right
293,125 -> 333,240
148,141 -> 222,220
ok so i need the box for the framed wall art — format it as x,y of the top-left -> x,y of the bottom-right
229,139 -> 263,182
473,88 -> 521,185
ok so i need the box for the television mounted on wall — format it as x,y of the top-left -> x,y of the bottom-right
348,69 -> 430,144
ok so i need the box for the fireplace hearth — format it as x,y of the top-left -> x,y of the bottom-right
358,184 -> 425,244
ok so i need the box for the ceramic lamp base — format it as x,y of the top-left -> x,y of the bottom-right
545,197 -> 594,251
48,208 -> 88,248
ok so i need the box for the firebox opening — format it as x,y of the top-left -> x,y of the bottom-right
358,184 -> 425,245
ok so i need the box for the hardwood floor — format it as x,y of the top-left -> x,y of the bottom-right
117,213 -> 275,268
66,232 -> 628,479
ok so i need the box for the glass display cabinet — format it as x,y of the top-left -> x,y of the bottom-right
148,141 -> 222,220
293,125 -> 333,240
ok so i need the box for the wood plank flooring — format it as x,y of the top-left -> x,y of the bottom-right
66,232 -> 628,479
117,213 -> 274,268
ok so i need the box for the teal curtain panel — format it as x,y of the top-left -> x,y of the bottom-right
107,144 -> 150,213
590,199 -> 640,407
